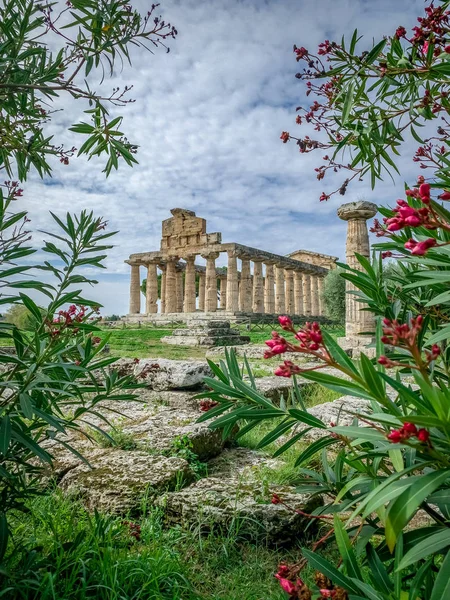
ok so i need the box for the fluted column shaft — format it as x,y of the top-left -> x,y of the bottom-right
285,270 -> 294,314
160,267 -> 166,313
275,266 -> 286,314
129,264 -> 141,314
302,274 -> 311,316
199,273 -> 206,311
252,261 -> 264,313
165,260 -> 177,313
338,201 -> 378,337
239,258 -> 252,312
310,275 -> 320,316
264,263 -> 275,313
226,251 -> 239,312
294,271 -> 303,315
175,270 -> 184,313
219,277 -> 227,308
318,277 -> 325,316
184,257 -> 196,313
204,252 -> 220,312
145,263 -> 158,314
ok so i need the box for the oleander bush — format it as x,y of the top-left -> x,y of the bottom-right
200,2 -> 450,597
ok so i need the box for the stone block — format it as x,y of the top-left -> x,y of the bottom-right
134,358 -> 212,390
156,477 -> 323,545
59,450 -> 192,514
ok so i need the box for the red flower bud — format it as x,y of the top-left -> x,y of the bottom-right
417,428 -> 430,442
403,422 -> 417,435
388,430 -> 403,443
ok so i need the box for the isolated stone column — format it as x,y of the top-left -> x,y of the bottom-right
129,263 -> 141,314
318,276 -> 325,316
226,250 -> 239,312
264,262 -> 276,313
160,266 -> 166,314
285,270 -> 295,314
239,258 -> 252,312
252,260 -> 264,313
203,252 -> 220,312
275,266 -> 286,314
302,274 -> 311,316
145,262 -> 158,314
338,201 -> 378,337
310,275 -> 320,316
198,272 -> 206,312
175,268 -> 184,313
294,271 -> 303,315
219,276 -> 227,308
183,256 -> 196,313
165,260 -> 177,313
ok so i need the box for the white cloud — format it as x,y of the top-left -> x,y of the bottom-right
18,0 -> 426,314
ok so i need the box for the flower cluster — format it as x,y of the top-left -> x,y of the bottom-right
199,399 -> 219,412
387,422 -> 430,444
384,200 -> 433,232
274,360 -> 302,378
380,316 -> 423,348
265,317 -> 331,376
274,565 -> 348,599
122,520 -> 141,542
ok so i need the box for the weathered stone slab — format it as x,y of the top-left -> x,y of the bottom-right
254,376 -> 302,403
134,358 -> 212,390
156,477 -> 323,544
161,334 -> 250,347
119,407 -> 224,460
206,447 -> 283,478
60,450 -> 192,514
206,345 -> 304,360
278,395 -> 372,445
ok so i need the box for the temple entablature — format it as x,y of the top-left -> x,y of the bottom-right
125,208 -> 337,319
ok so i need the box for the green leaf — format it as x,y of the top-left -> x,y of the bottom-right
256,419 -> 296,449
366,543 -> 393,594
272,429 -> 312,457
398,528 -> 450,570
342,81 -> 355,125
430,550 -> 450,600
330,426 -> 386,442
385,469 -> 450,551
287,408 -> 326,429
294,436 -> 337,467
301,548 -> 359,594
0,416 -> 11,456
333,515 -> 362,579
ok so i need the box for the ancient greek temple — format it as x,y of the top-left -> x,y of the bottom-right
125,208 -> 338,321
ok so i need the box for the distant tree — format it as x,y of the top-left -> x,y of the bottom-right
322,268 -> 345,322
103,313 -> 121,321
4,304 -> 44,330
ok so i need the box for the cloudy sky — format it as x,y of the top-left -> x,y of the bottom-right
22,0 -> 425,315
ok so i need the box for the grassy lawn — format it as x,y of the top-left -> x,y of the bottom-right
98,323 -> 345,360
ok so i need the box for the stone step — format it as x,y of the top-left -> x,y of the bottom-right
161,335 -> 250,347
172,327 -> 238,336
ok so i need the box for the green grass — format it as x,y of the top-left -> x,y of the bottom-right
236,384 -> 340,486
4,492 -> 293,600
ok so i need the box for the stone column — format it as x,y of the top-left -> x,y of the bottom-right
285,269 -> 295,314
302,273 -> 311,316
175,268 -> 184,313
239,257 -> 252,312
252,260 -> 264,313
275,266 -> 286,314
129,263 -> 141,314
310,275 -> 320,316
318,276 -> 325,316
145,262 -> 158,314
219,277 -> 227,309
226,250 -> 239,312
264,262 -> 275,313
203,252 -> 220,312
165,260 -> 177,313
183,256 -> 196,313
198,272 -> 206,312
294,271 -> 303,315
337,201 -> 378,337
160,266 -> 166,314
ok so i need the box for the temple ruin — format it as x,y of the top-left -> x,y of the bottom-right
125,208 -> 338,321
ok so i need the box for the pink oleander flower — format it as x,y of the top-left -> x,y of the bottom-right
405,237 -> 437,255
275,360 -> 302,378
439,191 -> 450,200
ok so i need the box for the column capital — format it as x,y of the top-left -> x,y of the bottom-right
201,251 -> 220,260
337,200 -> 378,221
